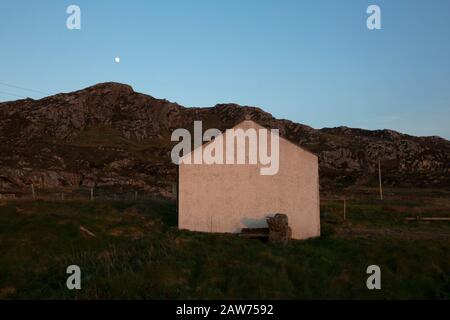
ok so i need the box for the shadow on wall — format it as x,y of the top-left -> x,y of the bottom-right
237,214 -> 275,232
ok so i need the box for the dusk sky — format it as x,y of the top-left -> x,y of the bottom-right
1,0 -> 449,138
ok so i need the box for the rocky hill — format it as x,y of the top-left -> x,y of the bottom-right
0,82 -> 449,198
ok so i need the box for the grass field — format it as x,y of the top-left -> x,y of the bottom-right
0,189 -> 449,299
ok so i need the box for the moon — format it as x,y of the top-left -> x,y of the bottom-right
115,57 -> 120,63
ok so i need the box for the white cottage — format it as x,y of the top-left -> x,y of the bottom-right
177,120 -> 320,240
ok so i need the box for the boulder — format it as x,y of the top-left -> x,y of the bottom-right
267,213 -> 292,244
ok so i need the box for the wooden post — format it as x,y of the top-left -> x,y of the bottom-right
378,159 -> 383,201
343,198 -> 346,221
172,183 -> 177,197
31,184 -> 36,200
134,191 -> 138,201
90,187 -> 94,201
61,193 -> 64,201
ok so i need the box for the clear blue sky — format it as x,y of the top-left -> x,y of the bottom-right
1,0 -> 449,138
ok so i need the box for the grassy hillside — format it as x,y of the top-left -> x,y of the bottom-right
0,191 -> 449,299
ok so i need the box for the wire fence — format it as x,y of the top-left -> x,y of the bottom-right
0,185 -> 177,202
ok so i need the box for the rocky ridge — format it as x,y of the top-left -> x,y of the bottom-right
0,82 -> 449,197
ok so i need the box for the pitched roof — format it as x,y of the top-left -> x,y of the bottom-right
179,119 -> 317,163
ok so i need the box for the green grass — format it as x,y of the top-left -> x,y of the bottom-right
0,194 -> 449,300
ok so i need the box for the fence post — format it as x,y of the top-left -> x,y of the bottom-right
172,183 -> 177,197
343,198 -> 347,221
134,191 -> 138,201
90,187 -> 94,201
378,159 -> 383,201
31,184 -> 36,200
